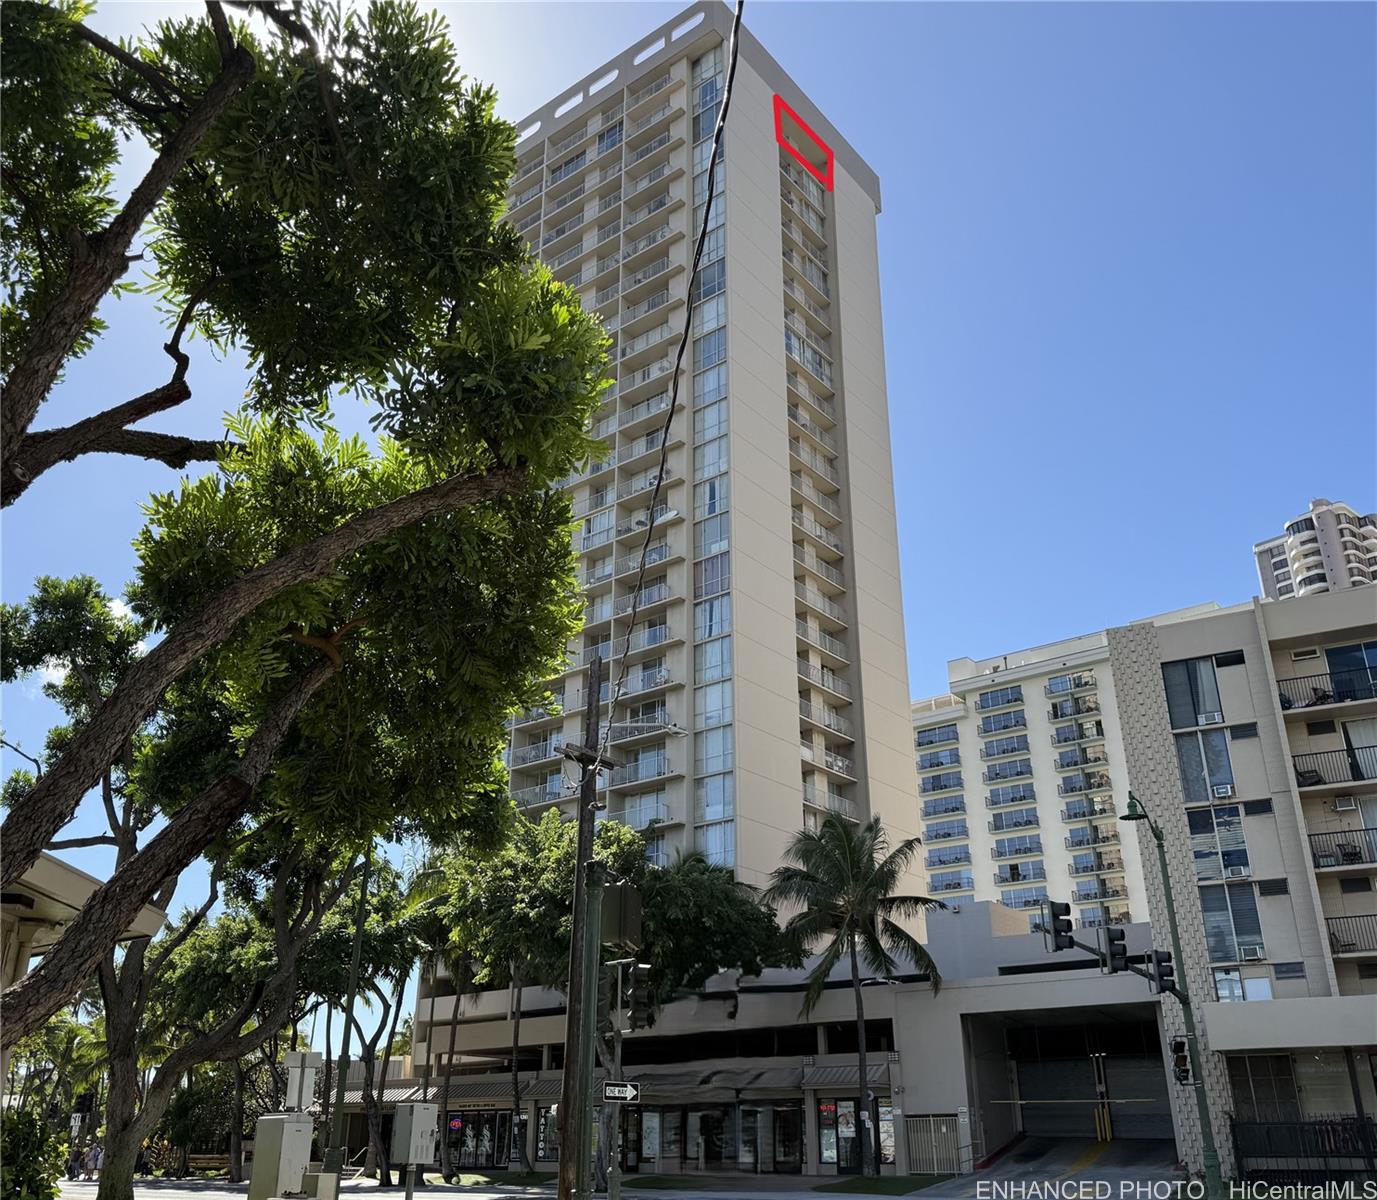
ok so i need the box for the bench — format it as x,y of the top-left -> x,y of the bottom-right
186,1155 -> 230,1173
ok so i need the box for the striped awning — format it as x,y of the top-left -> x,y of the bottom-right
800,1062 -> 890,1090
343,1083 -> 421,1104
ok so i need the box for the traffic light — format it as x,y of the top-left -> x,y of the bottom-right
1150,949 -> 1177,995
627,963 -> 656,1031
1041,900 -> 1074,952
1099,925 -> 1128,974
596,967 -> 614,1035
1170,1038 -> 1191,1084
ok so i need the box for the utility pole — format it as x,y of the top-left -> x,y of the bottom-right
323,846 -> 372,1176
557,656 -> 610,1200
1122,794 -> 1225,1200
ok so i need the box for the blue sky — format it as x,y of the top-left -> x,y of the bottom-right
3,1 -> 1374,1035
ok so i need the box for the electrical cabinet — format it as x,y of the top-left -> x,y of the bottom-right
390,1102 -> 438,1166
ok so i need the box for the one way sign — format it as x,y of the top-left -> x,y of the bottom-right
601,1080 -> 641,1104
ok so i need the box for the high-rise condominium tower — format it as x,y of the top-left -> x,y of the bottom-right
500,2 -> 919,889
1253,497 -> 1377,600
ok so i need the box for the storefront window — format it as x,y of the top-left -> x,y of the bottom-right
536,1105 -> 559,1161
641,1111 -> 660,1162
878,1103 -> 895,1165
818,1100 -> 838,1164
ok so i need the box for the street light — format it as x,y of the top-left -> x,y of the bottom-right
1121,792 -> 1225,1200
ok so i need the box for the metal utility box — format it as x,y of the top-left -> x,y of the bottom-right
283,1051 -> 323,1112
248,1113 -> 314,1200
390,1102 -> 438,1166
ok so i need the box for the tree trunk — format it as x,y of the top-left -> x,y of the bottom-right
321,1004 -> 334,1138
376,974 -> 407,1187
848,937 -> 874,1177
438,979 -> 462,1181
0,660 -> 335,1048
228,1060 -> 245,1183
510,965 -> 533,1173
98,955 -> 143,1200
0,465 -> 524,895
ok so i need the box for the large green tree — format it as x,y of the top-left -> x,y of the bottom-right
765,815 -> 944,1177
0,0 -> 608,945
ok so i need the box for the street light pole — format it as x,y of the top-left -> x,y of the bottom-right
324,845 -> 373,1176
1123,793 -> 1225,1200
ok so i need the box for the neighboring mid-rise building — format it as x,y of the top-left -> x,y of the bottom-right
498,1 -> 919,891
1252,497 -> 1377,600
1106,584 -> 1376,1175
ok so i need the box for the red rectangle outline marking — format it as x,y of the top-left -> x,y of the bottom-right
773,94 -> 834,193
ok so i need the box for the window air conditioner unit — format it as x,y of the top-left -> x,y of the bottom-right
1225,866 -> 1251,879
1334,796 -> 1359,813
1200,712 -> 1225,725
1290,648 -> 1321,661
1212,784 -> 1236,799
1239,946 -> 1265,962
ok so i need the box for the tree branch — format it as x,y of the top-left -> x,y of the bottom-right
0,464 -> 526,893
0,659 -> 337,1048
0,41 -> 255,476
144,865 -> 221,986
47,835 -> 121,850
71,21 -> 184,109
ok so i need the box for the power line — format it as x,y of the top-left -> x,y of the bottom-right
593,0 -> 747,782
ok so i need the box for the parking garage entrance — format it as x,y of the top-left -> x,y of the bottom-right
966,1004 -> 1175,1156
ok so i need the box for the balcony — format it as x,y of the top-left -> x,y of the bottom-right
1049,699 -> 1101,721
511,783 -> 564,809
1326,914 -> 1377,955
802,784 -> 856,818
1278,668 -> 1377,713
926,849 -> 972,868
930,878 -> 974,894
980,739 -> 1030,761
982,763 -> 1033,784
795,583 -> 846,625
613,800 -> 669,830
511,736 -> 567,767
795,544 -> 845,587
988,814 -> 1039,833
1065,831 -> 1120,850
624,256 -> 674,291
1293,747 -> 1377,789
610,758 -> 674,788
1045,674 -> 1097,697
800,700 -> 853,739
798,658 -> 851,699
1068,858 -> 1125,878
789,438 -> 841,486
1061,801 -> 1116,822
979,713 -> 1028,736
1073,884 -> 1127,902
616,541 -> 671,577
786,371 -> 837,422
621,624 -> 675,655
619,667 -> 674,698
1058,774 -> 1113,797
792,510 -> 844,554
513,698 -> 565,727
615,431 -> 667,466
795,619 -> 849,663
628,71 -> 672,108
990,842 -> 1043,861
993,868 -> 1046,886
1055,748 -> 1110,772
616,504 -> 678,539
976,689 -> 1023,712
787,405 -> 839,453
921,797 -> 966,819
986,788 -> 1036,809
1078,911 -> 1131,929
614,583 -> 672,616
1051,724 -> 1105,748
1309,828 -> 1377,871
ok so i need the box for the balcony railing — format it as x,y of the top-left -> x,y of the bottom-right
1058,774 -> 1113,796
1065,831 -> 1120,850
1293,747 -> 1377,788
511,736 -> 567,766
792,510 -> 843,553
796,619 -> 848,661
616,542 -> 670,577
926,850 -> 972,868
802,784 -> 855,816
921,798 -> 966,819
794,544 -> 845,587
1326,914 -> 1377,954
628,72 -> 672,107
1278,668 -> 1377,711
982,763 -> 1033,784
993,868 -> 1046,885
1068,858 -> 1125,877
610,758 -> 672,787
800,700 -> 853,738
797,658 -> 851,698
614,800 -> 669,829
614,584 -> 671,615
1045,674 -> 1097,697
1062,802 -> 1116,822
985,789 -> 1036,809
795,583 -> 845,623
512,783 -> 563,808
988,815 -> 1040,833
990,842 -> 1042,861
930,878 -> 974,894
1049,699 -> 1101,721
1309,828 -> 1377,869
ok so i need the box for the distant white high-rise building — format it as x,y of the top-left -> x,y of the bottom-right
1252,498 -> 1377,601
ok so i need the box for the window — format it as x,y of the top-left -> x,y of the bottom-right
694,595 -> 731,639
695,680 -> 733,727
976,685 -> 1023,710
979,710 -> 1026,735
695,725 -> 733,774
916,723 -> 959,747
695,773 -> 734,822
693,294 -> 726,337
1242,799 -> 1273,816
994,834 -> 1042,858
1199,882 -> 1264,962
693,360 -> 727,404
695,820 -> 735,866
1230,723 -> 1258,740
1000,885 -> 1049,910
1162,657 -> 1223,728
990,807 -> 1039,832
1358,963 -> 1377,980
1228,1055 -> 1300,1121
989,782 -> 1037,806
930,870 -> 973,891
1213,968 -> 1245,1002
919,747 -> 961,770
1305,719 -> 1337,736
694,636 -> 732,684
694,328 -> 726,371
694,435 -> 729,481
694,474 -> 729,519
1339,877 -> 1374,894
924,819 -> 968,842
1256,878 -> 1289,897
694,513 -> 730,559
985,757 -> 1033,782
926,845 -> 971,867
691,258 -> 725,304
1286,517 -> 1316,535
921,771 -> 963,794
694,551 -> 730,598
1187,805 -> 1248,881
1175,729 -> 1234,803
1323,640 -> 1377,701
1214,650 -> 1246,668
983,734 -> 1030,758
694,398 -> 728,442
1273,962 -> 1306,980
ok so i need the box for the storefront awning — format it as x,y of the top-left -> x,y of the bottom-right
800,1063 -> 890,1090
343,1084 -> 421,1105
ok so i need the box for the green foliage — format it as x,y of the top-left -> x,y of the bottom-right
0,0 -> 121,363
441,814 -> 793,1003
1,1108 -> 67,1200
126,416 -> 588,849
765,814 -> 945,1016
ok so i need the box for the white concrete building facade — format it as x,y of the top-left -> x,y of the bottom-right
500,1 -> 919,892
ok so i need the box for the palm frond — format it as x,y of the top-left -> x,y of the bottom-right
799,933 -> 845,1018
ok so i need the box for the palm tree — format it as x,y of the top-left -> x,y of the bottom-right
765,814 -> 944,1177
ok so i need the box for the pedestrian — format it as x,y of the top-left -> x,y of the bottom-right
135,1145 -> 149,1177
66,1147 -> 81,1181
90,1142 -> 104,1180
81,1145 -> 95,1181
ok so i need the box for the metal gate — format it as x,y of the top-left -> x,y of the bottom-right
1017,1059 -> 1098,1138
1015,1054 -> 1171,1141
1103,1056 -> 1173,1139
904,1115 -> 964,1175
